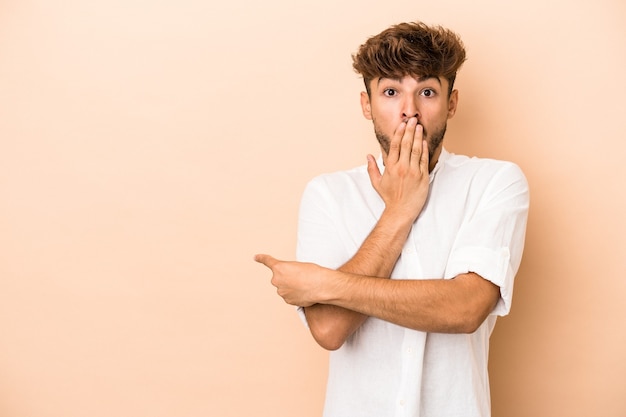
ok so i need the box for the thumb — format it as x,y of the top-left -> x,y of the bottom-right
254,253 -> 278,268
366,154 -> 381,188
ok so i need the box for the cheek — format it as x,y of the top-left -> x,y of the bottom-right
424,105 -> 450,124
372,116 -> 395,135
372,108 -> 401,127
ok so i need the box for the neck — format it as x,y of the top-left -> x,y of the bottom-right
429,146 -> 443,173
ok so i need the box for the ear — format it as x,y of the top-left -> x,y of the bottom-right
447,89 -> 459,119
360,91 -> 372,120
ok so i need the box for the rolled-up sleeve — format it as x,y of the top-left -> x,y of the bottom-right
444,163 -> 530,316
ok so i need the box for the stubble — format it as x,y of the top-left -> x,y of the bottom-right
374,121 -> 447,162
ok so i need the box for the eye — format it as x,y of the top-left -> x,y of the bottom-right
383,88 -> 397,97
421,88 -> 436,97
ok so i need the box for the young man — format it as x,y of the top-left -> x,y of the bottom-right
256,21 -> 529,417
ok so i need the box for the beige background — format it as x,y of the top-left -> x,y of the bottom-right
1,0 -> 625,416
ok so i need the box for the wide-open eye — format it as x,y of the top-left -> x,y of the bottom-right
421,88 -> 436,97
383,88 -> 397,97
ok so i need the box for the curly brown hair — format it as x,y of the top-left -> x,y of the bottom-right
352,21 -> 466,96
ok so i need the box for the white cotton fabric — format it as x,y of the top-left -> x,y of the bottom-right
296,148 -> 529,417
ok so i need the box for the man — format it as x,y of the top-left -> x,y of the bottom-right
255,21 -> 529,417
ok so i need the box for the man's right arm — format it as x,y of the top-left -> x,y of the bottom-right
304,119 -> 429,350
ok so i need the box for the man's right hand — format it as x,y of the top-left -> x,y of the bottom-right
366,117 -> 430,223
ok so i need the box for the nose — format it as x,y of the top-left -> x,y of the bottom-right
401,97 -> 419,121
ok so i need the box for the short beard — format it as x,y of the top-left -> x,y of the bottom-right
374,122 -> 447,162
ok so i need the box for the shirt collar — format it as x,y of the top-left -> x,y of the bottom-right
429,147 -> 449,183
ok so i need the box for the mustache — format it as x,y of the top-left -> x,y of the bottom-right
374,123 -> 446,160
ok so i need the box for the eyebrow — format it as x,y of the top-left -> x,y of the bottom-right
418,75 -> 442,85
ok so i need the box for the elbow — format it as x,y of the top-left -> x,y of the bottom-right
457,317 -> 484,334
317,338 -> 344,351
452,308 -> 492,334
304,306 -> 353,351
442,318 -> 481,334
310,324 -> 346,351
449,279 -> 499,334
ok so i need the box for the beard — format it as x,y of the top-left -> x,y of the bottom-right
374,121 -> 447,162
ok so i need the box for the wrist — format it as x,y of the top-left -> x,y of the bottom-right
379,207 -> 418,230
364,209 -> 414,255
316,268 -> 344,304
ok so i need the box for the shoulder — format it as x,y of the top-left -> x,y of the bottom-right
435,151 -> 529,208
441,151 -> 528,188
445,151 -> 524,175
304,163 -> 371,197
299,162 -> 383,215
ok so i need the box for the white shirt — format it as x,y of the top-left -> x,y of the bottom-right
296,148 -> 529,417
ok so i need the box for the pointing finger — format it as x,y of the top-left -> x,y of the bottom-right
254,254 -> 279,268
